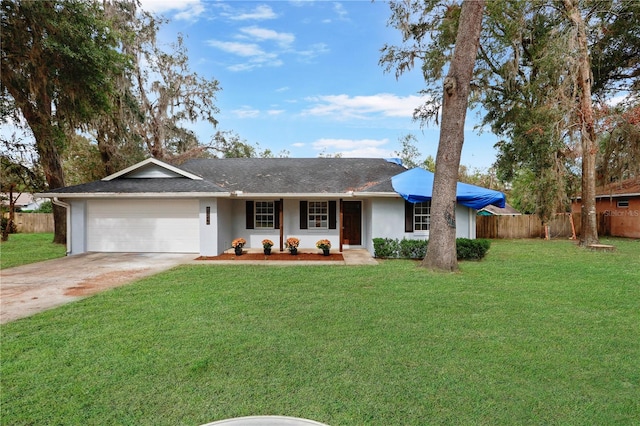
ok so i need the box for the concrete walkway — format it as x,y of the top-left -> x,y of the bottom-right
342,249 -> 379,265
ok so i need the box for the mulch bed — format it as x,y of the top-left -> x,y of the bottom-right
196,252 -> 344,261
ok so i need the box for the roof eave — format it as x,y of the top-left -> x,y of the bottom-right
353,192 -> 402,198
36,191 -> 405,199
36,192 -> 231,198
230,192 -> 362,199
573,192 -> 640,200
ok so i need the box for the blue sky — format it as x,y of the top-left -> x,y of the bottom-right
139,0 -> 500,170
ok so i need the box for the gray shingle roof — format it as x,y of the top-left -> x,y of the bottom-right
179,158 -> 404,193
44,158 -> 406,195
478,203 -> 521,215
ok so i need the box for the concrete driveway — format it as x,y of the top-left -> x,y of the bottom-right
1,253 -> 196,324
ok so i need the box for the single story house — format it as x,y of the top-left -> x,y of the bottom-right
1,193 -> 45,211
477,203 -> 521,216
571,177 -> 640,238
38,158 -> 506,256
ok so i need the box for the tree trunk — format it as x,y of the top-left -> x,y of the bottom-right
97,128 -> 117,176
421,0 -> 485,271
22,106 -> 67,244
3,9 -> 68,245
2,185 -> 16,242
564,0 -> 599,246
38,133 -> 67,244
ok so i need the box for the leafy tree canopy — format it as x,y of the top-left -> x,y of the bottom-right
381,0 -> 638,226
211,131 -> 289,159
1,0 -> 129,242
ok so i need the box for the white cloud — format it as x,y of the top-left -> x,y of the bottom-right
302,93 -> 425,120
319,3 -> 348,24
297,43 -> 330,61
206,40 -> 264,57
207,26 -> 295,71
139,0 -> 205,20
311,138 -> 393,157
289,0 -> 314,7
239,26 -> 295,48
175,4 -> 205,21
227,59 -> 283,72
231,107 -> 261,118
230,4 -> 277,21
206,40 -> 282,70
333,3 -> 349,21
229,107 -> 283,118
206,6 -> 329,71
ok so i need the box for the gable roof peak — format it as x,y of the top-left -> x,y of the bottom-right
102,158 -> 202,181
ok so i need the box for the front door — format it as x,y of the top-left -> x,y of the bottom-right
342,201 -> 361,245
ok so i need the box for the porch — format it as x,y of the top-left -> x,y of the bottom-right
221,247 -> 378,265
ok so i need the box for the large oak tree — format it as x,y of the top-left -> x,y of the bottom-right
382,0 -> 639,252
1,0 -> 126,243
382,0 -> 485,271
421,0 -> 485,271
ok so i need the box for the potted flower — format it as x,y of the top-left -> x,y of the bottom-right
262,239 -> 274,255
286,237 -> 300,255
231,238 -> 246,256
316,239 -> 331,256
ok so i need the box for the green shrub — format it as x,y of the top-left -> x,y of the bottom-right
374,237 -> 423,259
373,238 -> 398,258
399,238 -> 428,259
373,237 -> 491,261
35,201 -> 53,213
1,217 -> 17,234
456,238 -> 491,260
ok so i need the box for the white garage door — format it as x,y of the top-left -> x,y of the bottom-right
87,199 -> 199,252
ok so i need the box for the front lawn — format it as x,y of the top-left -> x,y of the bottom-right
1,239 -> 638,425
0,233 -> 66,269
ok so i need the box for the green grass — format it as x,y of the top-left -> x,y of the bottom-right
1,238 -> 639,425
0,233 -> 66,269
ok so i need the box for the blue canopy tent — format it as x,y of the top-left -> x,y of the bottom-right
391,167 -> 506,210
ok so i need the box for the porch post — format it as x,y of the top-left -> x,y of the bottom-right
339,198 -> 343,253
279,198 -> 284,252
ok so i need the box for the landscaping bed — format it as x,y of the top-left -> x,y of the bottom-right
197,251 -> 344,261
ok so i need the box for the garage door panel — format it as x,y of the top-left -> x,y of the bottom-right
87,199 -> 199,252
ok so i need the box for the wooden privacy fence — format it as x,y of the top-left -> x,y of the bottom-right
476,213 -> 610,239
4,213 -> 54,233
477,214 -> 546,239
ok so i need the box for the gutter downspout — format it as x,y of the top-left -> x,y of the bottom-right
52,197 -> 71,255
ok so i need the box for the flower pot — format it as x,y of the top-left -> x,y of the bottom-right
322,249 -> 330,256
264,248 -> 271,255
234,246 -> 243,256
289,247 -> 298,255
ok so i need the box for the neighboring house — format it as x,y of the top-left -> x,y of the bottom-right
1,193 -> 44,211
477,203 -> 521,216
572,177 -> 640,238
38,158 -> 506,256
